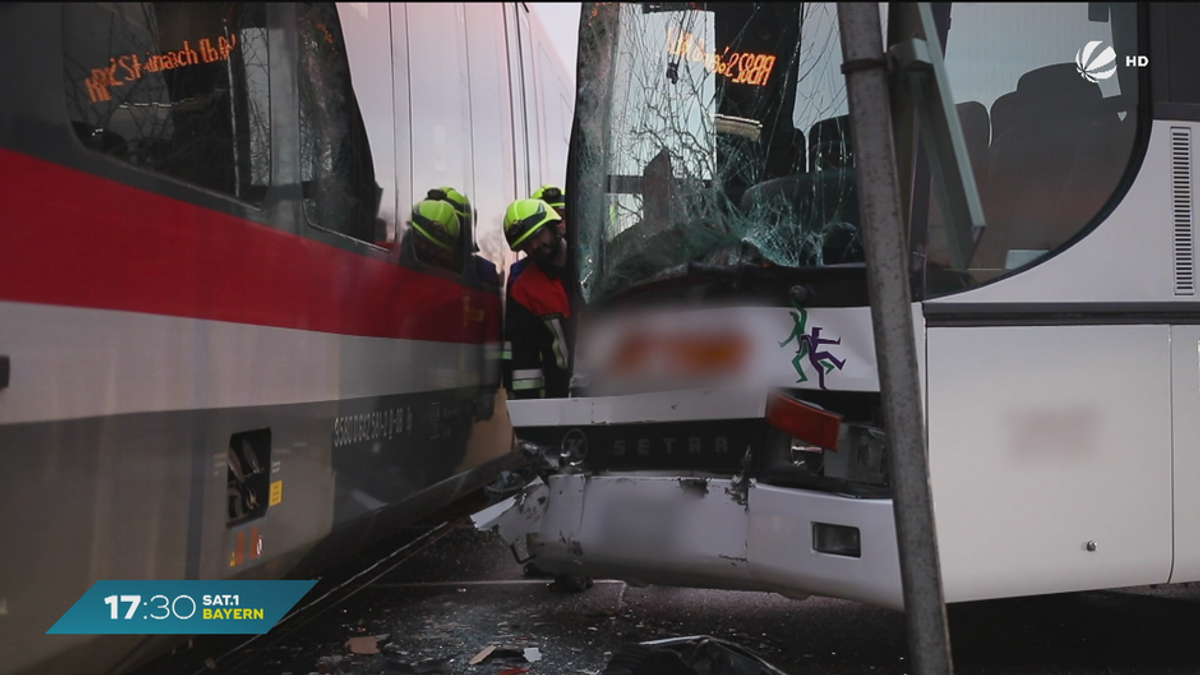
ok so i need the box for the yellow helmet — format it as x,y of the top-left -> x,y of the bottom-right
531,184 -> 566,211
503,199 -> 561,251
427,186 -> 472,225
411,199 -> 461,250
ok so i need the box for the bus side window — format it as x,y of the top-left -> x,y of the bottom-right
922,2 -> 1143,291
62,3 -> 271,205
296,2 -> 382,244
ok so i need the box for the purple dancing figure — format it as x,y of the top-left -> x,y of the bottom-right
803,326 -> 845,391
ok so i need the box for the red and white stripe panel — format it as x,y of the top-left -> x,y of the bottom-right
0,149 -> 498,424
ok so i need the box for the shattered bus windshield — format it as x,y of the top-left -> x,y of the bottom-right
576,3 -> 876,305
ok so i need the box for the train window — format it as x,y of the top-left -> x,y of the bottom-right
63,3 -> 271,205
920,2 -> 1142,295
296,3 -> 383,245
518,8 -> 543,189
337,3 -> 399,248
539,43 -> 570,187
465,3 -> 519,280
406,3 -> 473,275
504,4 -> 531,195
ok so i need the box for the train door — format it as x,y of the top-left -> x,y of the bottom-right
516,6 -> 544,187
504,4 -> 531,197
390,3 -> 414,247
404,2 -> 475,247
465,3 -> 520,270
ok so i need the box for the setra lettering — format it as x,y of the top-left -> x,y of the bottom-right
610,436 -> 731,457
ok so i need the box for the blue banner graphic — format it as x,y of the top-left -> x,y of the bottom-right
46,580 -> 318,635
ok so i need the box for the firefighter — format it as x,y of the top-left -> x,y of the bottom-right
405,198 -> 462,273
531,184 -> 567,221
506,185 -> 567,297
427,186 -> 500,285
427,186 -> 475,233
501,198 -> 573,399
502,198 -> 591,591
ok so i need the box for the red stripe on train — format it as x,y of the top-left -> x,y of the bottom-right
0,148 -> 500,343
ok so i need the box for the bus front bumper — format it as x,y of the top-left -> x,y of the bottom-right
472,473 -> 904,609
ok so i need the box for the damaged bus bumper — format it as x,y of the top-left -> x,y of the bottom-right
474,474 -> 903,609
474,388 -> 905,610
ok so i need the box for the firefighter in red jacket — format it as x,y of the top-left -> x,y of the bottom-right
502,198 -> 573,399
501,197 -> 592,592
505,185 -> 567,297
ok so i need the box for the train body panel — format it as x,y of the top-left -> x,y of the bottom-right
0,2 -> 574,674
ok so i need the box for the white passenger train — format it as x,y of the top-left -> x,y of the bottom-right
0,3 -> 574,674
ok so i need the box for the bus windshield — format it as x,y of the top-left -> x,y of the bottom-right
576,2 -> 870,305
575,2 -> 1144,306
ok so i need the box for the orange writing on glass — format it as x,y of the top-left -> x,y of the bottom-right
85,34 -> 239,104
665,27 -> 777,87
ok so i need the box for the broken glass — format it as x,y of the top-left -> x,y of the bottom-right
575,3 -> 883,305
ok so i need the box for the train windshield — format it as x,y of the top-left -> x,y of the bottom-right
574,2 -> 1144,305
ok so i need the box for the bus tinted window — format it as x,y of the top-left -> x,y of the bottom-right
921,2 -> 1142,295
297,3 -> 381,245
63,3 -> 270,205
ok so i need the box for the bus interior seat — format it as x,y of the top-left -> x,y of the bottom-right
973,63 -> 1129,271
923,101 -> 991,272
989,91 -> 1019,146
808,115 -> 853,171
739,114 -> 860,265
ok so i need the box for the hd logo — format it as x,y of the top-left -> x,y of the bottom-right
1075,40 -> 1147,83
1075,40 -> 1117,83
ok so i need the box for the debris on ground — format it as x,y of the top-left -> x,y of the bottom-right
600,636 -> 789,675
316,655 -> 344,673
346,636 -> 379,654
468,645 -> 495,665
382,656 -> 453,674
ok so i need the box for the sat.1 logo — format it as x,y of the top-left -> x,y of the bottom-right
1076,40 -> 1147,83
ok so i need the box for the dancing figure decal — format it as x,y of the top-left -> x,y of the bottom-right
779,303 -> 846,390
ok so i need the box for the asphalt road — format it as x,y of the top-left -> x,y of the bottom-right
140,523 -> 1200,675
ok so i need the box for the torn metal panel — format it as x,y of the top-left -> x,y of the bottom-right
618,635 -> 792,675
470,479 -> 550,546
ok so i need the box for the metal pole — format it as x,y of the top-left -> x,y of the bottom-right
836,4 -> 954,675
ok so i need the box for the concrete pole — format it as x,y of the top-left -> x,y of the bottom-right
836,4 -> 954,675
